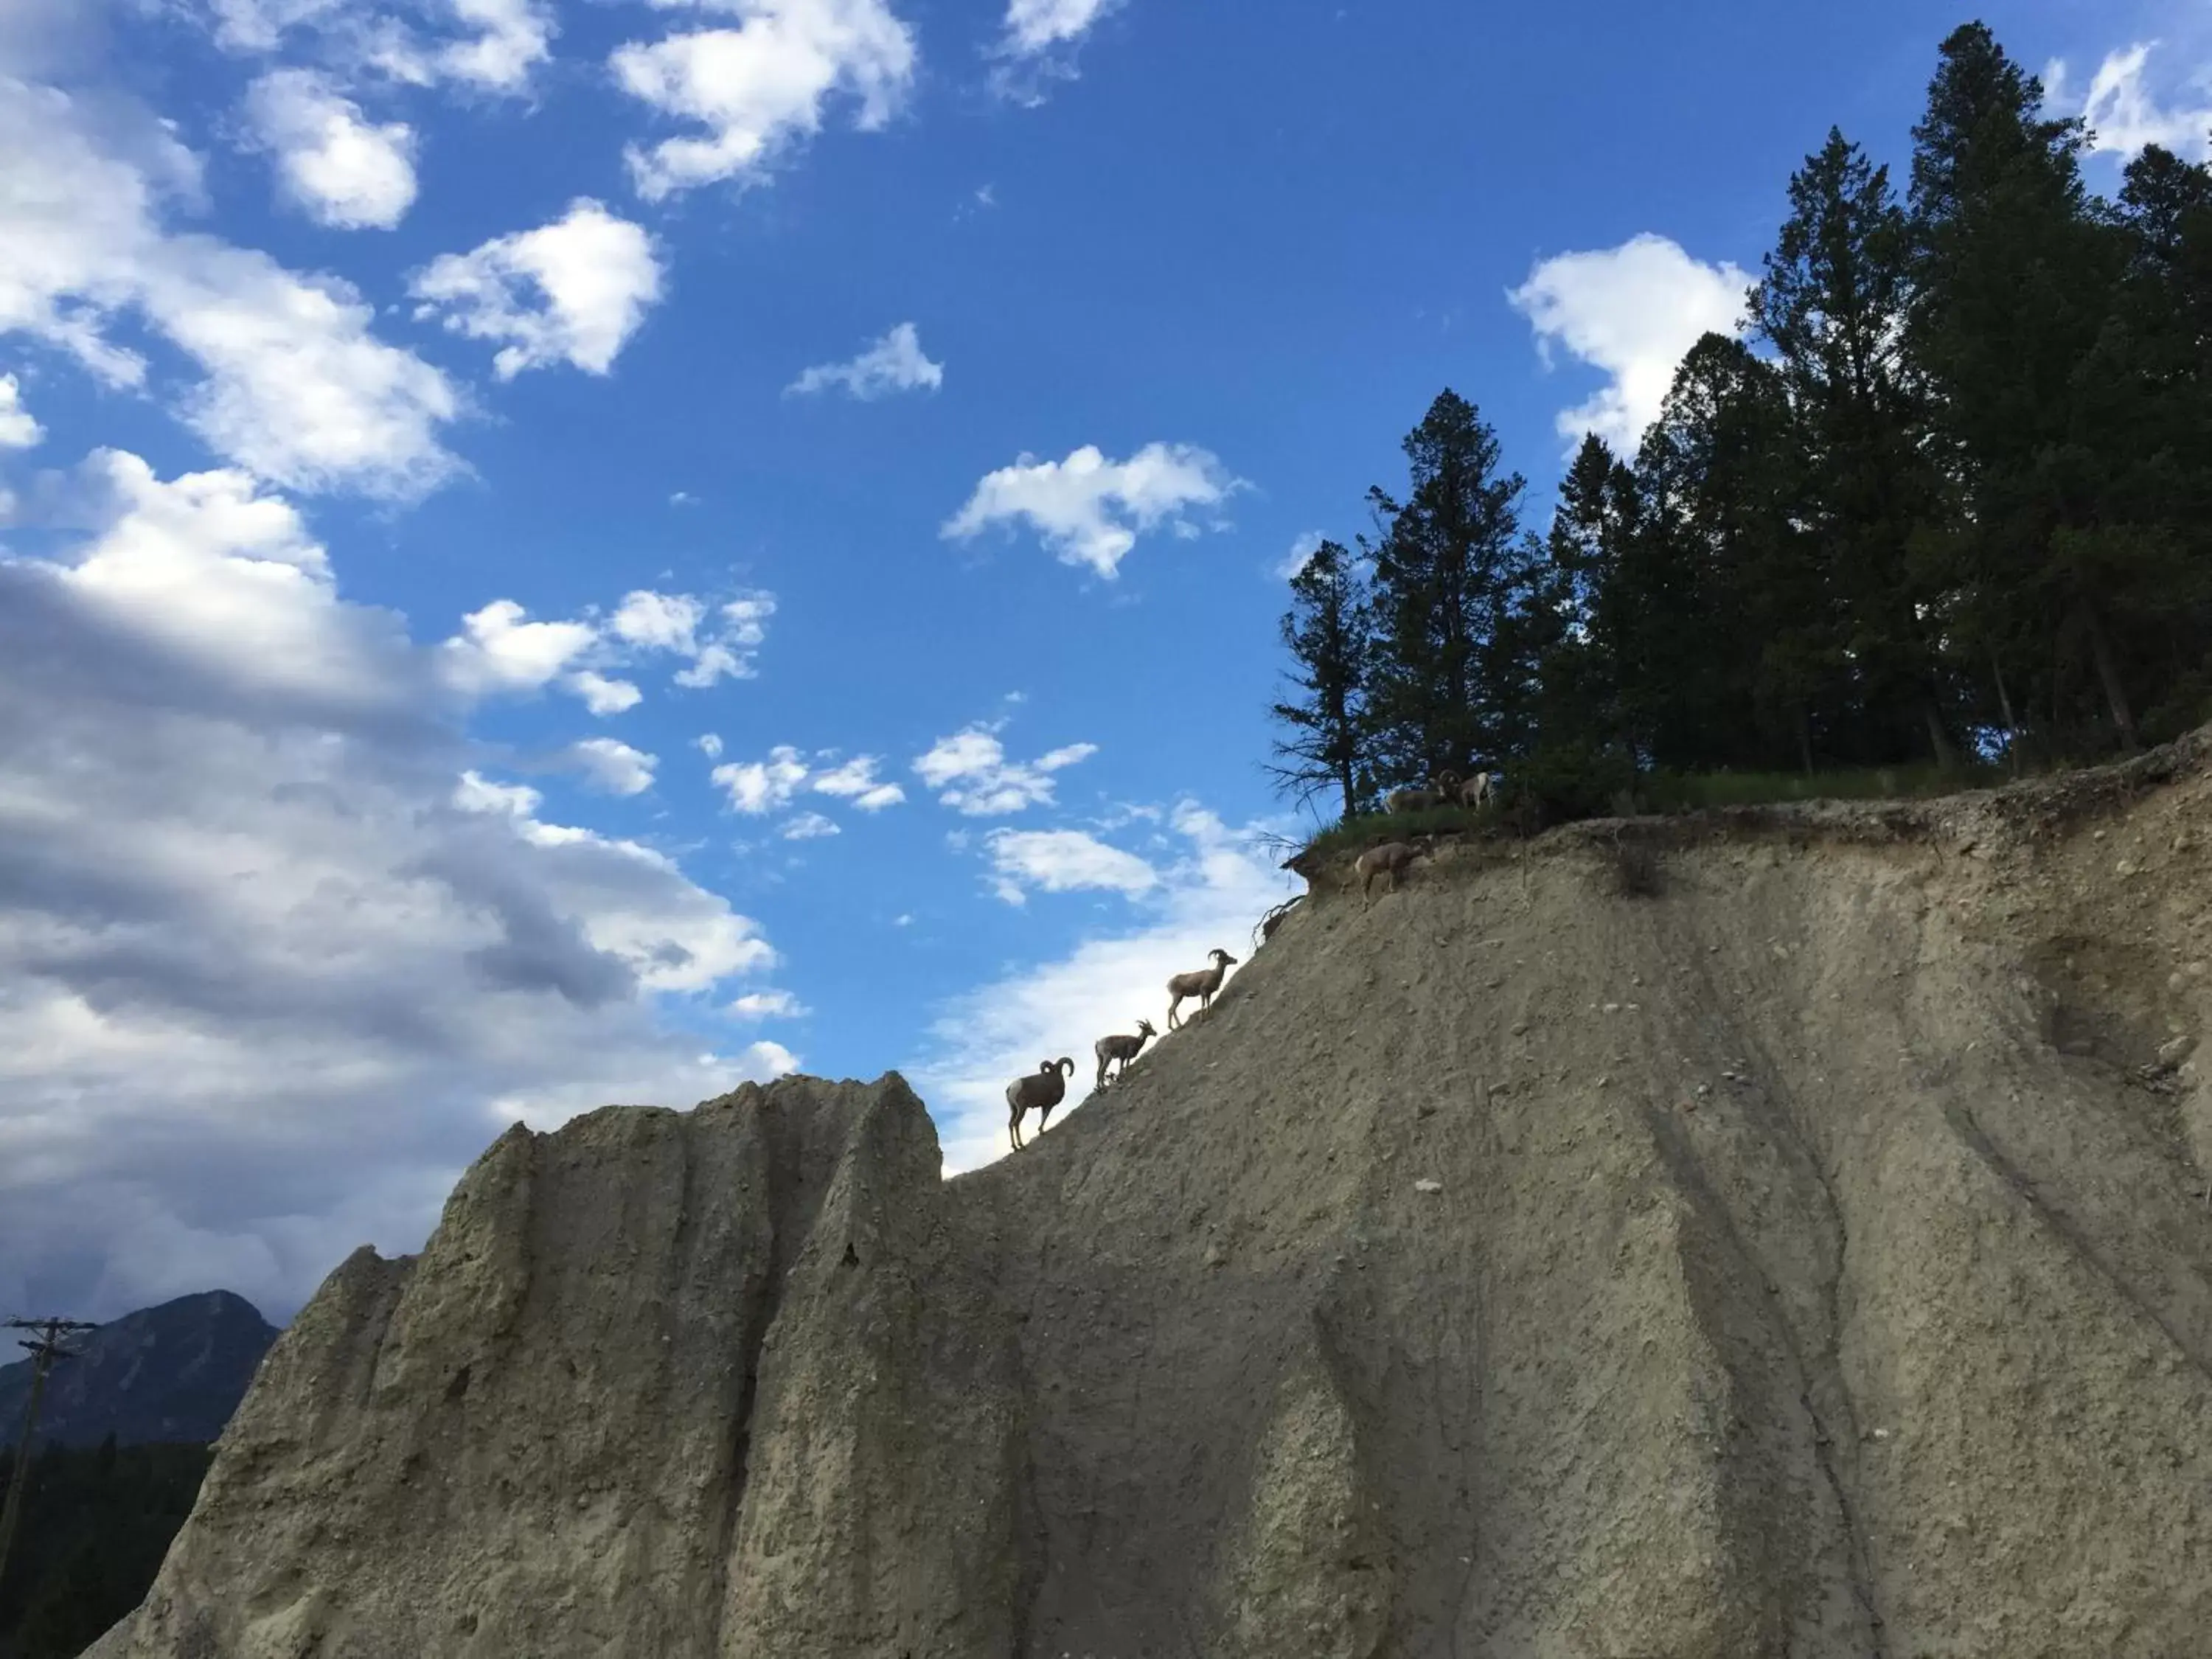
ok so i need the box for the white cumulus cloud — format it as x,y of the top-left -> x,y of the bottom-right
439,597 -> 600,697
786,320 -> 942,399
810,754 -> 905,810
208,0 -> 556,95
990,0 -> 1120,103
567,669 -> 643,715
243,68 -> 417,231
913,726 -> 1096,815
0,373 -> 41,448
1000,0 -> 1119,55
0,77 -> 459,495
609,587 -> 705,651
1508,233 -> 1753,456
434,585 -> 775,716
411,199 -> 664,379
612,0 -> 918,201
0,445 -> 784,1323
985,827 -> 1158,905
780,810 -> 840,840
942,442 -> 1242,578
713,744 -> 902,816
2049,43 -> 2212,161
564,736 -> 658,796
712,744 -> 812,814
728,988 -> 807,1020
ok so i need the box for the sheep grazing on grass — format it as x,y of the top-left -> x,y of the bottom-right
1006,1057 -> 1075,1150
1355,840 -> 1426,903
1093,1019 -> 1157,1091
1166,948 -> 1238,1030
1382,770 -> 1455,815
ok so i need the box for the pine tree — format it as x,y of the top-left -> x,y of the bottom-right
1753,128 -> 1953,765
1907,22 -> 2137,752
1267,539 -> 1373,821
1361,390 -> 1532,787
1623,334 -> 1812,771
1527,434 -> 1636,757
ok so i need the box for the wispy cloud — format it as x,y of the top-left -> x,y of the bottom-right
912,726 -> 1097,815
786,321 -> 943,399
989,0 -> 1123,104
984,827 -> 1158,904
2048,42 -> 2212,161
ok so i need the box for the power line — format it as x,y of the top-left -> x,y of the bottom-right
0,1315 -> 100,1602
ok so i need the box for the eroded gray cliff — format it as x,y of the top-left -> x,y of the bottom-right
91,738 -> 2212,1658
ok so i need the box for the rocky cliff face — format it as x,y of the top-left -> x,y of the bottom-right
91,739 -> 2212,1658
0,1291 -> 276,1450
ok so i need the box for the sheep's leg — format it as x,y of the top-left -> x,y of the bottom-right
1009,1107 -> 1023,1151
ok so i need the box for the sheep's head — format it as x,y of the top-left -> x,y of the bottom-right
1053,1057 -> 1074,1077
1211,948 -> 1238,966
1135,1018 -> 1156,1037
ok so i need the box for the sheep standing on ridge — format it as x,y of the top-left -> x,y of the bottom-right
1093,1019 -> 1157,1091
1458,771 -> 1493,810
1355,841 -> 1426,903
1006,1058 -> 1075,1151
1382,770 -> 1455,815
1166,948 -> 1239,1030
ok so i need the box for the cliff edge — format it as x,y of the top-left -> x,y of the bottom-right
90,734 -> 2212,1658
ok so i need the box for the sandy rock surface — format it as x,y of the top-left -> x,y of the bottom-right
91,734 -> 2212,1658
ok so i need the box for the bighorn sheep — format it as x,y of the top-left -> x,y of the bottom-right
1382,770 -> 1456,815
1457,770 -> 1493,810
1006,1057 -> 1075,1150
1166,948 -> 1238,1030
1093,1018 -> 1157,1091
1355,840 -> 1425,902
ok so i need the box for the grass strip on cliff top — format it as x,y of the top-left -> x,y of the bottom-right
1298,761 -> 2017,863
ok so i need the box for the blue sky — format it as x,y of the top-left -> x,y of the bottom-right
4,0 -> 2207,1321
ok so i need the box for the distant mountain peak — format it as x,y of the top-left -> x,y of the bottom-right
0,1290 -> 279,1451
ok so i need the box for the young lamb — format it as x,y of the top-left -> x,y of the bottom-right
1355,840 -> 1425,903
1006,1057 -> 1075,1150
1093,1019 -> 1157,1091
1166,948 -> 1239,1030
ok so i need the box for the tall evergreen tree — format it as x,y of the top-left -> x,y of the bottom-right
1361,390 -> 1532,785
1267,539 -> 1372,821
1624,334 -> 1812,771
1907,22 -> 2138,751
1525,434 -> 1636,759
1753,128 -> 1953,765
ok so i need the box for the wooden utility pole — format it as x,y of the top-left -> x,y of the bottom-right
0,1316 -> 98,1600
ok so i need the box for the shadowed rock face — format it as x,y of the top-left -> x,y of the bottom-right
90,740 -> 2212,1658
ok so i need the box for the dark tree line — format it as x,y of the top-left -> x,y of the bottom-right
1272,22 -> 2212,825
0,1439 -> 211,1659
